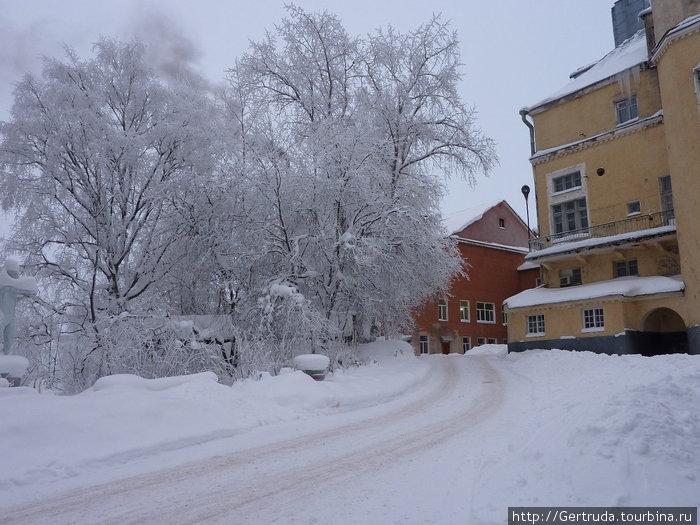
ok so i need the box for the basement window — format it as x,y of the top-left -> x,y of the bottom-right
615,95 -> 638,125
582,307 -> 605,332
527,314 -> 546,336
462,337 -> 471,353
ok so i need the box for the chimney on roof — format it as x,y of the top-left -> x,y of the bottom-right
612,0 -> 651,46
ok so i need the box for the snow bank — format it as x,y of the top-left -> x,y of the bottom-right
472,349 -> 700,518
0,339 -> 430,500
0,355 -> 29,377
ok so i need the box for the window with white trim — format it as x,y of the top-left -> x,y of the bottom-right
553,171 -> 582,193
552,198 -> 588,234
476,302 -> 495,323
527,314 -> 545,336
627,200 -> 641,216
502,308 -> 508,325
488,338 -> 497,344
419,335 -> 429,354
438,299 -> 448,321
583,307 -> 605,331
459,300 -> 470,322
477,337 -> 486,346
462,336 -> 471,353
615,95 -> 638,125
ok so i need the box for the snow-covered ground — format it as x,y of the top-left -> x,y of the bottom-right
1,341 -> 699,524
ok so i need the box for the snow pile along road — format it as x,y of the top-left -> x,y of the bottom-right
1,341 -> 699,524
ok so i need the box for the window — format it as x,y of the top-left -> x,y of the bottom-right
502,308 -> 508,325
552,198 -> 588,234
583,307 -> 605,331
488,338 -> 497,344
498,217 -> 506,229
694,63 -> 700,104
627,201 -> 641,216
438,299 -> 448,321
459,300 -> 470,322
527,314 -> 545,336
615,95 -> 638,125
559,268 -> 582,287
476,302 -> 495,323
419,335 -> 429,354
659,176 -> 674,218
553,171 -> 582,193
462,336 -> 471,353
477,337 -> 486,346
614,259 -> 638,277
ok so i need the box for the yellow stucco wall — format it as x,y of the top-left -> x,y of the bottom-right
507,292 -> 687,342
531,67 -> 663,151
655,30 -> 700,323
538,238 -> 680,288
532,123 -> 669,238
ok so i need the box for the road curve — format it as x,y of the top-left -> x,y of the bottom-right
4,355 -> 504,525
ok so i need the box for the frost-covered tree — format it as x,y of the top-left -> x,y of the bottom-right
0,40 -> 220,385
224,6 -> 496,344
0,40 -> 217,319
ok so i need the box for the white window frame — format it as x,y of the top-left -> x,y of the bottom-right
502,307 -> 508,326
462,336 -> 471,353
459,300 -> 470,323
476,302 -> 495,324
419,335 -> 429,354
547,164 -> 589,237
438,299 -> 448,322
476,337 -> 486,346
582,307 -> 605,332
487,338 -> 497,344
552,171 -> 582,195
627,200 -> 641,216
527,314 -> 545,336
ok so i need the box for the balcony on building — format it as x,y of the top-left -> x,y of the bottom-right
526,209 -> 676,260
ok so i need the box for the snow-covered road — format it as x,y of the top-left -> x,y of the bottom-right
5,355 -> 503,524
3,344 -> 700,524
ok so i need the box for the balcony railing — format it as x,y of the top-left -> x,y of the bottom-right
529,210 -> 675,252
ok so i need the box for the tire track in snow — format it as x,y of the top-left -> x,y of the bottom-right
4,355 -> 503,525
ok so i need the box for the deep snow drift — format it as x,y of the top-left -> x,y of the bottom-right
1,341 -> 698,524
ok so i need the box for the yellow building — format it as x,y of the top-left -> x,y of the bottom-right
507,0 -> 700,355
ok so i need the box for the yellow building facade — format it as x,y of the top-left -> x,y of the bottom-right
507,0 -> 700,355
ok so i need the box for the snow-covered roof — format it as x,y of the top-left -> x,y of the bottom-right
505,275 -> 684,309
527,30 -> 648,112
525,224 -> 676,261
442,200 -> 502,235
517,261 -> 540,271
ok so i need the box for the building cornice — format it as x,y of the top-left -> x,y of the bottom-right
529,111 -> 664,166
650,15 -> 700,64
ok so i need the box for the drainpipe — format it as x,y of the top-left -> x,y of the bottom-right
519,107 -> 535,156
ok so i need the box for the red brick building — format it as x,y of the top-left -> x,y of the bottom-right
412,201 -> 539,354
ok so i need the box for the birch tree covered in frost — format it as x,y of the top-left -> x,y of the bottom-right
0,40 -> 220,386
0,7 -> 496,386
223,6 -> 496,348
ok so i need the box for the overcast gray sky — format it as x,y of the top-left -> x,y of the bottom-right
0,0 -> 618,240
